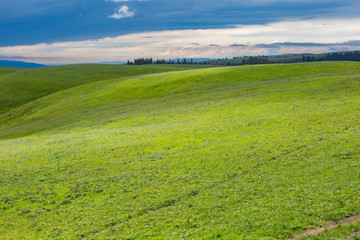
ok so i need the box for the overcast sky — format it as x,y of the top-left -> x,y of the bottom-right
1,0 -> 360,64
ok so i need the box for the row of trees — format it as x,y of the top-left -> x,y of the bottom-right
125,51 -> 360,66
127,58 -> 195,65
201,56 -> 274,66
232,55 -> 268,60
241,57 -> 273,65
302,51 -> 360,62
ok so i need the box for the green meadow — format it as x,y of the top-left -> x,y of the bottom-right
0,64 -> 213,114
0,62 -> 359,239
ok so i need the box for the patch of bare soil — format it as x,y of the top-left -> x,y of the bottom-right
290,215 -> 360,240
349,231 -> 360,238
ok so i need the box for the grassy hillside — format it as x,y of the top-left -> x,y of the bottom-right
0,62 -> 360,239
0,66 -> 24,75
0,64 -> 214,114
202,50 -> 360,66
268,53 -> 316,63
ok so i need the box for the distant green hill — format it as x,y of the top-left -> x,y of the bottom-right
202,50 -> 360,65
0,64 -> 215,114
0,62 -> 359,239
2,61 -> 359,139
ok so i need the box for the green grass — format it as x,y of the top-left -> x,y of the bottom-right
0,66 -> 24,75
0,64 -> 214,114
0,62 -> 360,239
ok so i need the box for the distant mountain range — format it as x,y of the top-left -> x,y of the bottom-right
0,60 -> 46,68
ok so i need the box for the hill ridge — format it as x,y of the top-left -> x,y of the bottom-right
1,61 -> 359,140
0,64 -> 215,114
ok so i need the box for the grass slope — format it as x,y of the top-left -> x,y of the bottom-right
0,66 -> 24,76
0,62 -> 360,239
0,64 -> 213,114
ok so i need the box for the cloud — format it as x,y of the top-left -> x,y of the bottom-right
230,44 -> 247,47
2,0 -> 358,47
108,5 -> 135,19
1,18 -> 360,64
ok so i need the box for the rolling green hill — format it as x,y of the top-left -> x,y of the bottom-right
0,62 -> 360,239
0,64 -> 214,114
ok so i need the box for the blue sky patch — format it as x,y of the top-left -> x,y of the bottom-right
0,0 -> 356,46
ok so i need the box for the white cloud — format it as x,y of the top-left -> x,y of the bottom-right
1,18 -> 360,64
108,5 -> 135,19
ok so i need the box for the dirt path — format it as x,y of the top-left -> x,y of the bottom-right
350,231 -> 360,236
290,215 -> 360,240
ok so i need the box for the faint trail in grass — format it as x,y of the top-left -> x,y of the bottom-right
87,125 -> 355,239
350,231 -> 360,237
87,173 -> 253,237
289,215 -> 360,240
86,188 -> 200,238
85,129 -> 338,239
86,139 -> 316,239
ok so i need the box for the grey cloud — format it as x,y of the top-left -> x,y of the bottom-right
230,44 -> 247,47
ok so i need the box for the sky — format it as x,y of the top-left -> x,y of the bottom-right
1,0 -> 360,64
